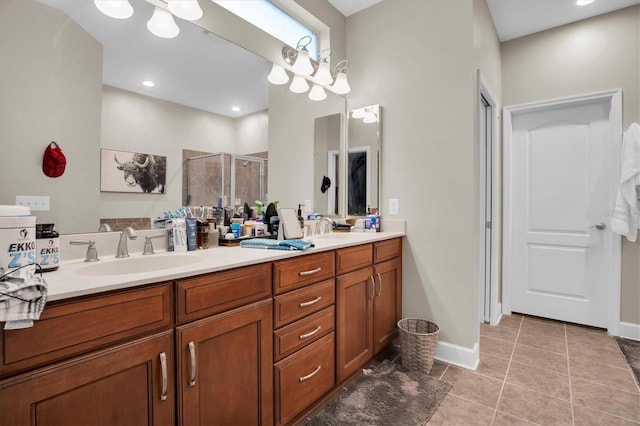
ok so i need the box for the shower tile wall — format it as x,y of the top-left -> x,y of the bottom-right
182,150 -> 268,209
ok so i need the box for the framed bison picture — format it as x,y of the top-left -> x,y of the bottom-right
100,149 -> 167,193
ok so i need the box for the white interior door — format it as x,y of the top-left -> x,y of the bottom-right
504,92 -> 622,329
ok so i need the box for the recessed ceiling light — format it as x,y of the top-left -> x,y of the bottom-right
576,0 -> 595,5
231,106 -> 240,112
143,80 -> 155,87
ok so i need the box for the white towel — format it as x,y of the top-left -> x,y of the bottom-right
611,123 -> 640,242
0,275 -> 48,330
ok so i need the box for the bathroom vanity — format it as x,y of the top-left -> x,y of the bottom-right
0,232 -> 403,426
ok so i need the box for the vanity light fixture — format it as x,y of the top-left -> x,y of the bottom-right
147,6 -> 180,38
94,0 -> 203,39
267,63 -> 289,85
289,75 -> 310,94
268,37 -> 351,101
308,84 -> 327,101
94,0 -> 134,19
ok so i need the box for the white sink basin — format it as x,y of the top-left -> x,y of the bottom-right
75,254 -> 202,276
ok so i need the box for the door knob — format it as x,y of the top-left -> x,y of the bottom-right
589,223 -> 606,230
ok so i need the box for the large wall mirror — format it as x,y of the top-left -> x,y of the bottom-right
1,0 -> 346,234
347,104 -> 381,216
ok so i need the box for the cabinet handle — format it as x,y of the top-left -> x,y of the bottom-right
188,341 -> 196,388
299,326 -> 322,340
299,365 -> 322,382
376,273 -> 382,297
369,276 -> 375,300
159,352 -> 168,402
299,267 -> 322,276
299,296 -> 322,308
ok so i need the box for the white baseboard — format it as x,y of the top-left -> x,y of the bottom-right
616,321 -> 640,341
434,340 -> 479,371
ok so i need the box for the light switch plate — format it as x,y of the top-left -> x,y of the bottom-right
304,199 -> 312,212
389,198 -> 399,215
16,195 -> 50,211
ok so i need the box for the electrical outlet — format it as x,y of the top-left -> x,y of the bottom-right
389,198 -> 399,215
16,196 -> 50,211
304,199 -> 312,212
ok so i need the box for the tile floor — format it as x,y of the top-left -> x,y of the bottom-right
426,314 -> 640,425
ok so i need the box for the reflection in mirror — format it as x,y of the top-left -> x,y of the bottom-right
348,105 -> 380,216
4,0 -> 270,234
314,113 -> 343,216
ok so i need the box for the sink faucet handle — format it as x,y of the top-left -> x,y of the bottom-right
142,234 -> 165,255
70,240 -> 100,262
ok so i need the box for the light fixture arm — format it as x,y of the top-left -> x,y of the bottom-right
282,35 -> 314,67
332,59 -> 349,78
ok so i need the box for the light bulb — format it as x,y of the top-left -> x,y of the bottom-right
313,61 -> 333,86
576,0 -> 594,5
331,71 -> 351,95
94,0 -> 133,19
147,7 -> 180,39
308,84 -> 327,101
167,0 -> 203,21
289,75 -> 310,94
352,108 -> 366,119
267,63 -> 289,85
292,49 -> 314,76
363,111 -> 378,123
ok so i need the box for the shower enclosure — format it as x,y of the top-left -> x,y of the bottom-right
184,152 -> 268,210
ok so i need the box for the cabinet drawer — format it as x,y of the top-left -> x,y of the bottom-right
273,252 -> 334,295
274,306 -> 335,362
373,238 -> 402,263
336,243 -> 372,275
1,283 -> 173,378
177,263 -> 271,323
273,279 -> 335,329
274,333 -> 335,426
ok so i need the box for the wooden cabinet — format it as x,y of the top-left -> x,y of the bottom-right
177,298 -> 273,426
336,238 -> 402,383
274,333 -> 335,426
0,330 -> 175,426
272,252 -> 337,425
0,283 -> 173,378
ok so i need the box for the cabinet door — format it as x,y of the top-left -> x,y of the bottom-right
177,299 -> 273,426
0,330 -> 175,426
373,257 -> 402,354
336,267 -> 374,383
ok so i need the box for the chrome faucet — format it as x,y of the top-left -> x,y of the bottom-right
319,217 -> 333,235
116,227 -> 137,258
98,223 -> 112,232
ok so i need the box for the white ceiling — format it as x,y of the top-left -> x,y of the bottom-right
487,0 -> 640,41
38,0 -> 640,119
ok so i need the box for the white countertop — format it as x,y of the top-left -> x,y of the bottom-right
44,231 -> 404,302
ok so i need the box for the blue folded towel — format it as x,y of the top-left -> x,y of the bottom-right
240,238 -> 313,251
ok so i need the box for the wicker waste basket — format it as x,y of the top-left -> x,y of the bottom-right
397,318 -> 439,373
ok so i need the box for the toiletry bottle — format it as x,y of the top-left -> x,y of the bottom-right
297,204 -> 304,230
36,223 -> 59,272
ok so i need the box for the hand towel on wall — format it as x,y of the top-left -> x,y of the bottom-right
611,123 -> 640,242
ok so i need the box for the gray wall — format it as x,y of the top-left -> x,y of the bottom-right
502,6 -> 640,326
346,0 -> 479,349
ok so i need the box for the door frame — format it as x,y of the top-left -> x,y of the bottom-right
476,71 -> 501,325
502,89 -> 622,334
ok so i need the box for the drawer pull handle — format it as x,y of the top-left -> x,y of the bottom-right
376,273 -> 382,297
299,365 -> 322,382
188,341 -> 196,388
159,352 -> 168,402
299,267 -> 322,276
299,296 -> 322,308
369,276 -> 375,300
299,326 -> 322,340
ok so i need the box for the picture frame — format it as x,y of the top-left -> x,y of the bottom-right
100,149 -> 167,194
